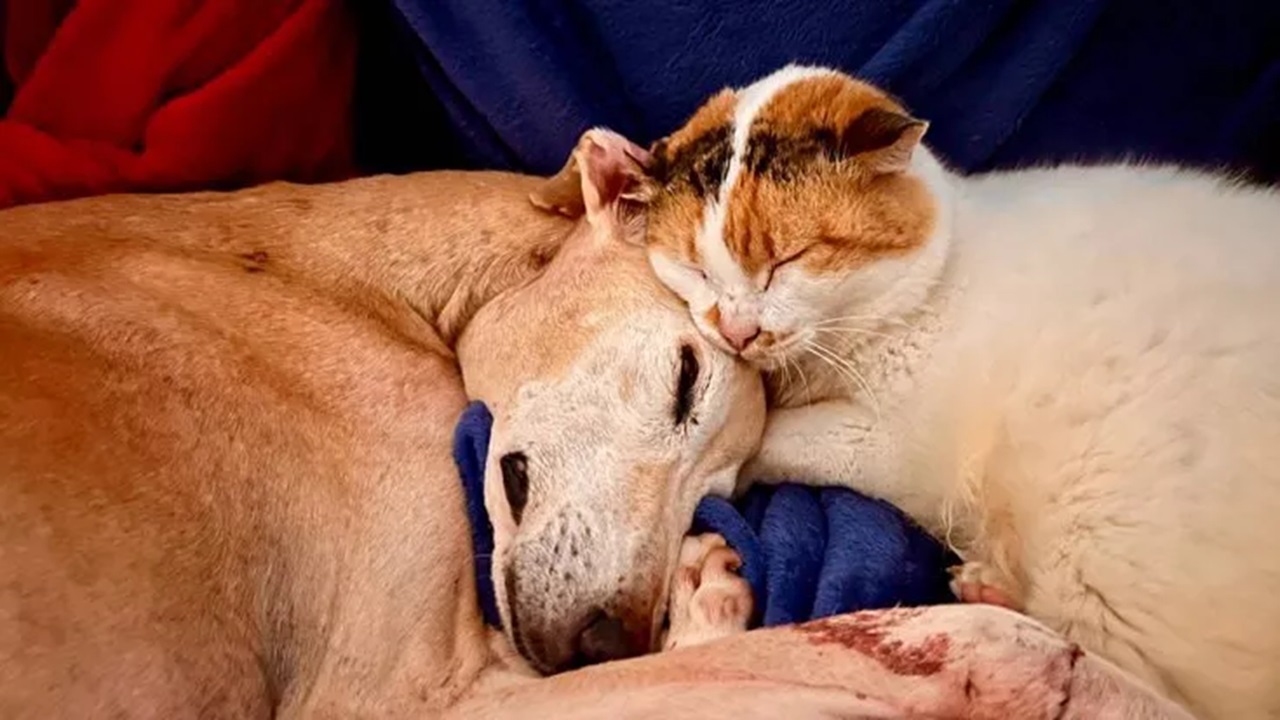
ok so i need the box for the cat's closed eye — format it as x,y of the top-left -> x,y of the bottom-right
682,262 -> 707,281
763,246 -> 812,289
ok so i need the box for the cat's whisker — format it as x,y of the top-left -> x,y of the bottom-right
777,352 -> 794,401
800,359 -> 815,406
814,313 -> 922,333
813,314 -> 885,326
801,339 -> 854,400
815,326 -> 896,341
786,352 -> 814,406
770,350 -> 798,406
803,339 -> 882,424
805,341 -> 856,387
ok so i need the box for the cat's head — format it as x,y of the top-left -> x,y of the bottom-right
643,66 -> 951,370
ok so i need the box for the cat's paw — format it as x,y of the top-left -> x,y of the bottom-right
949,561 -> 1023,611
663,534 -> 754,651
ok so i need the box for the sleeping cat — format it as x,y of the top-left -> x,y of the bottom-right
602,66 -> 1280,719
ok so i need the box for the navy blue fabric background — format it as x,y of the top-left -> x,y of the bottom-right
354,0 -> 1280,183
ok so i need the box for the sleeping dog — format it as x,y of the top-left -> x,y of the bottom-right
0,134 -> 1186,717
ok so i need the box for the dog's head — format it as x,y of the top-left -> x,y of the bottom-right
458,130 -> 765,674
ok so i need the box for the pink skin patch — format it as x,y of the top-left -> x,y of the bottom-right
949,562 -> 1024,611
801,609 -> 951,676
583,133 -> 653,205
956,582 -> 1021,609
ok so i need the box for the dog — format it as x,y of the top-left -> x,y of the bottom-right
0,135 -> 1188,717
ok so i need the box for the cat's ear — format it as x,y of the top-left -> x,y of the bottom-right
837,107 -> 929,174
529,128 -> 656,226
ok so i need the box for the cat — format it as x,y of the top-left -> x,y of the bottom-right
635,65 -> 1280,720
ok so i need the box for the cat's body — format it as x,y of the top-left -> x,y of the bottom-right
755,158 -> 1280,718
641,66 -> 1280,719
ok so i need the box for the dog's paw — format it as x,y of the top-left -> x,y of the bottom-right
663,534 -> 753,651
949,561 -> 1023,611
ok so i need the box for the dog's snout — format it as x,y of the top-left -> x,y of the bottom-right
501,509 -> 660,673
499,451 -> 529,523
576,610 -> 645,665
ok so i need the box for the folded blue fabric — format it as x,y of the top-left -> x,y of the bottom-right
453,401 -> 956,630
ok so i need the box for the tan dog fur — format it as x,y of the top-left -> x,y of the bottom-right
461,131 -> 765,673
0,172 -> 572,717
0,151 -> 1190,718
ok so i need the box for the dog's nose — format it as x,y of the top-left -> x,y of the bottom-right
717,313 -> 760,352
576,610 -> 645,665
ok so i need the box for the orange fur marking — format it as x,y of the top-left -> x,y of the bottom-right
722,170 -> 936,276
647,73 -> 936,278
648,190 -> 706,262
752,75 -> 895,137
657,88 -> 735,161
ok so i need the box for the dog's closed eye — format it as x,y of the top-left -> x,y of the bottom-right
673,344 -> 700,425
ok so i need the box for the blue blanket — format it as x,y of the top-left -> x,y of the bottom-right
453,401 -> 957,630
371,0 -> 1279,182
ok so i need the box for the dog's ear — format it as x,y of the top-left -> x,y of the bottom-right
529,147 -> 587,218
530,129 -> 656,225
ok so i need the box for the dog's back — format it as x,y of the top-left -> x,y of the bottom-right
2,192 -> 302,715
0,176 -> 565,717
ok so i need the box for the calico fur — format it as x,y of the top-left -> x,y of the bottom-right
645,66 -> 1280,720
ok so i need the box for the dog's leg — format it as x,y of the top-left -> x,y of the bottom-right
450,605 -> 1194,719
663,534 -> 753,651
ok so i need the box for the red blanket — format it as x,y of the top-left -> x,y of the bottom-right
0,0 -> 355,209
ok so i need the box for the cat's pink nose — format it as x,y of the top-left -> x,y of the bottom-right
717,314 -> 761,352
